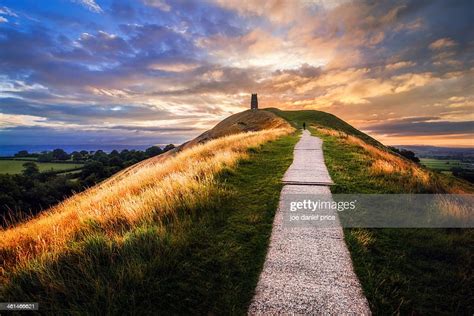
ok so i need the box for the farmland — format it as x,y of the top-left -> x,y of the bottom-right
420,158 -> 474,173
0,159 -> 84,175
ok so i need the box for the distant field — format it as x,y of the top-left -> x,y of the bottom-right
6,157 -> 38,161
0,160 -> 84,174
420,158 -> 474,172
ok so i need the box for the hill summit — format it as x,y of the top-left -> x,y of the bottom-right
182,109 -> 290,150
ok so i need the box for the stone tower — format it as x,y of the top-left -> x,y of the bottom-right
251,93 -> 258,110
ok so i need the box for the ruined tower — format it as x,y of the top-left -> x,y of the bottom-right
250,93 -> 258,110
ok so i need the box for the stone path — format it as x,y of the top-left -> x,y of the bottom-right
248,130 -> 371,315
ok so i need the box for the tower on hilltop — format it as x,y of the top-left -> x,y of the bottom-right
250,93 -> 258,110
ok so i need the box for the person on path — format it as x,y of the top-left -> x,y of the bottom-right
303,122 -> 306,130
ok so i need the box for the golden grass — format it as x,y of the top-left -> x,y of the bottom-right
0,127 -> 293,274
104,109 -> 290,186
351,229 -> 375,250
436,194 -> 473,222
315,126 -> 468,193
190,109 -> 290,144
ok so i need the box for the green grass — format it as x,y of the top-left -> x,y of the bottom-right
269,109 -> 474,314
0,160 -> 84,174
5,157 -> 38,161
314,129 -> 473,314
1,133 -> 299,315
420,158 -> 474,172
265,108 -> 383,147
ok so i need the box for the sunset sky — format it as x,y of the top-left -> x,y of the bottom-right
0,0 -> 473,147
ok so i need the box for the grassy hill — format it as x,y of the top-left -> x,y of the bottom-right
268,109 -> 474,314
1,108 -> 472,314
266,108 -> 472,194
266,108 -> 384,148
0,110 -> 296,314
104,109 -> 288,185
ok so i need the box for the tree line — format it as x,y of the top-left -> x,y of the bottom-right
0,145 -> 175,226
14,145 -> 175,162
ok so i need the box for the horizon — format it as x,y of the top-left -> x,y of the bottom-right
0,0 -> 473,147
1,134 -> 474,156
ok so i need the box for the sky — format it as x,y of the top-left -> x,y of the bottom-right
0,0 -> 473,148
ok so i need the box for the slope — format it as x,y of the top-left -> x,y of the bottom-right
269,108 -> 474,314
265,108 -> 384,148
105,109 -> 288,184
0,110 -> 297,314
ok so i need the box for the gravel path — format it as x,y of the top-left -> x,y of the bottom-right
248,130 -> 371,315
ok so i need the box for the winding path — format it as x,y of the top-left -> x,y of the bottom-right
248,130 -> 371,315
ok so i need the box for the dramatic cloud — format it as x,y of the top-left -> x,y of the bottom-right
0,0 -> 473,147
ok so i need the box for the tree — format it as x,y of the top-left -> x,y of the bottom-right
37,152 -> 53,162
81,161 -> 106,179
14,150 -> 29,157
110,150 -> 120,157
72,152 -> 84,161
146,146 -> 162,157
93,150 -> 108,163
388,146 -> 400,154
52,148 -> 70,161
163,144 -> 175,152
109,156 -> 123,168
399,149 -> 420,163
389,147 -> 420,163
22,162 -> 39,177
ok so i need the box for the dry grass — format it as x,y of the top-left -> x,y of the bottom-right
105,109 -> 290,185
0,127 -> 293,275
314,126 -> 470,193
184,109 -> 290,150
436,194 -> 474,222
350,229 -> 375,250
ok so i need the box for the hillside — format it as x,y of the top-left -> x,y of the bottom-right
0,109 -> 295,314
182,109 -> 289,150
1,108 -> 472,314
267,108 -> 473,194
266,108 -> 385,148
268,109 -> 474,314
106,110 -> 289,183
0,110 -> 292,268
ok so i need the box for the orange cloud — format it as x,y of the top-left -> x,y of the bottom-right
429,38 -> 457,50
385,61 -> 416,71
